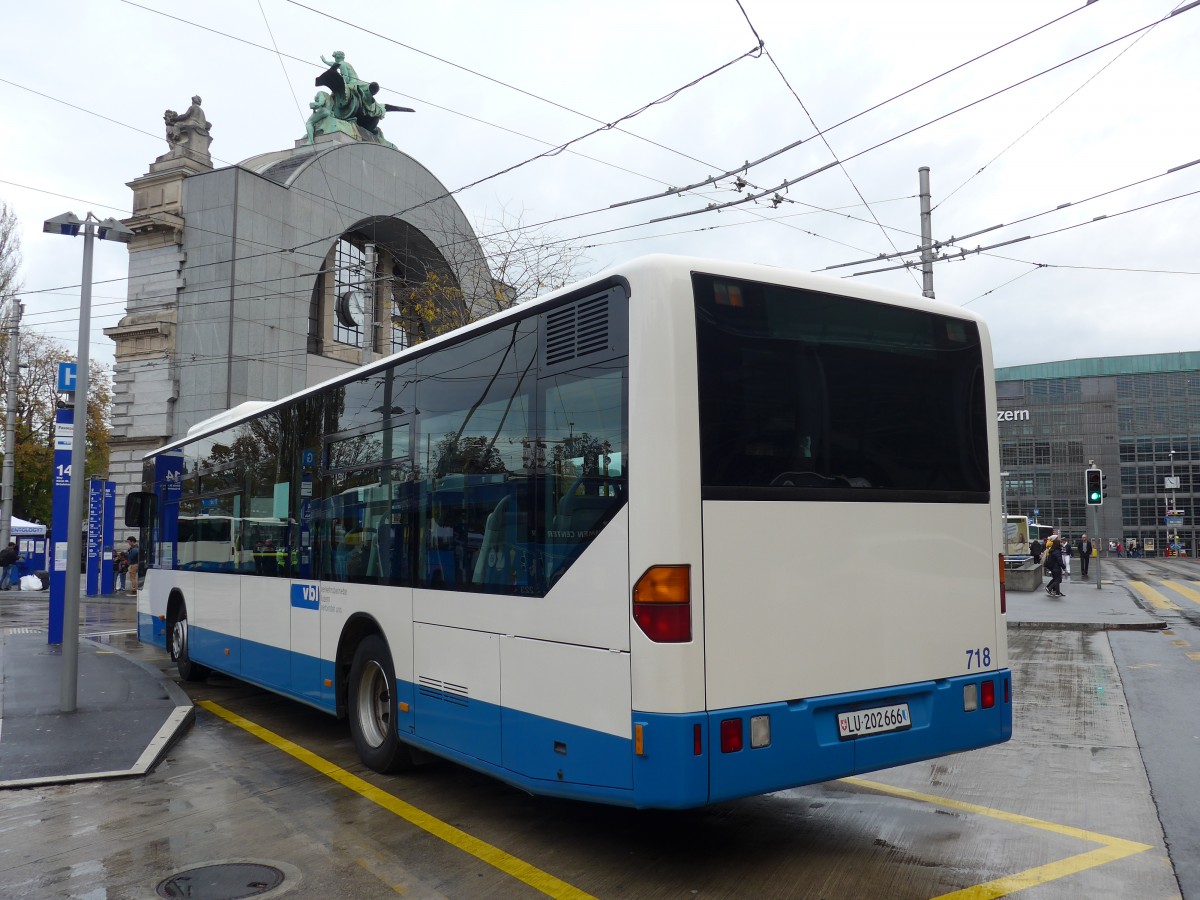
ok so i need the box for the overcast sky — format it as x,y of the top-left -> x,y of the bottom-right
1,0 -> 1197,371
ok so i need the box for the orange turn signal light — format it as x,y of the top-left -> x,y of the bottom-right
633,565 -> 690,604
633,565 -> 691,642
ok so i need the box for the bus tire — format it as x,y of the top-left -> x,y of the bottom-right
348,635 -> 413,773
170,603 -> 210,683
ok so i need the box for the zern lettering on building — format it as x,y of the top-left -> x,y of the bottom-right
997,409 -> 1030,421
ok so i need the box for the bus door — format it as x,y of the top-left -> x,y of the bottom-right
190,498 -> 242,674
239,518 -> 294,694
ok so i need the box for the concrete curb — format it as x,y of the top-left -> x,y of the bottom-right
1008,620 -> 1168,632
0,636 -> 194,790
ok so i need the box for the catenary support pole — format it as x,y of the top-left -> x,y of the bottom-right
0,298 -> 21,550
918,167 -> 935,299
60,220 -> 95,712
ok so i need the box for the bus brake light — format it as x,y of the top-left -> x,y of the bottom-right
720,718 -> 743,753
632,565 -> 691,642
981,680 -> 995,709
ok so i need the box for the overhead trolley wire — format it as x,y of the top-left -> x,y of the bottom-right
840,185 -> 1200,278
731,0 -> 919,288
934,0 -> 1183,211
610,0 -> 1101,212
634,4 -> 1199,230
821,158 -> 1200,272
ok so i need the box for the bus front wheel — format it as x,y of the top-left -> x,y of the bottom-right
170,603 -> 210,682
348,635 -> 413,773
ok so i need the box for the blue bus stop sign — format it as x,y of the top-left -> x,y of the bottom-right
57,361 -> 78,394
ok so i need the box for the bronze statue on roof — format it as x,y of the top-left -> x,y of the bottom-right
306,51 -> 413,149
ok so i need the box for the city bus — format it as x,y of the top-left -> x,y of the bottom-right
126,254 -> 1011,809
1030,522 -> 1056,543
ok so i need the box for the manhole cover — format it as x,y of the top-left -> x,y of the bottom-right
156,863 -> 285,899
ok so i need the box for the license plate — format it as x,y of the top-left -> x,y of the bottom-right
837,703 -> 911,739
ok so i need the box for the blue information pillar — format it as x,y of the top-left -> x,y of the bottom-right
101,480 -> 115,595
86,477 -> 102,596
48,407 -> 73,644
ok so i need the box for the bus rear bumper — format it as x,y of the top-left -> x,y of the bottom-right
634,671 -> 1013,808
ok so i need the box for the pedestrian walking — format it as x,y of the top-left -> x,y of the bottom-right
1061,537 -> 1071,579
1077,534 -> 1093,579
1044,536 -> 1066,597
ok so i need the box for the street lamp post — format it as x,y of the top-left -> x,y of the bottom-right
1169,448 -> 1177,553
43,211 -> 132,713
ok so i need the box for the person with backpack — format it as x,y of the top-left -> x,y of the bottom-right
1044,536 -> 1065,597
0,542 -> 20,590
124,537 -> 140,595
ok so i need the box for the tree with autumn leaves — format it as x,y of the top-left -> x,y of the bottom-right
399,206 -> 590,342
0,331 -> 111,526
0,202 -> 111,526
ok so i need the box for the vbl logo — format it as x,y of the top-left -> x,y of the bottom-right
290,583 -> 320,610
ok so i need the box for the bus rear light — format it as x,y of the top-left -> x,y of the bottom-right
720,718 -> 743,753
635,723 -> 645,756
1004,676 -> 1010,704
981,680 -> 995,709
998,554 -> 1007,614
750,715 -> 771,748
693,724 -> 703,756
963,683 -> 978,712
632,565 -> 691,642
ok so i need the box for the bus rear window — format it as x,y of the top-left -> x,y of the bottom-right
694,273 -> 989,502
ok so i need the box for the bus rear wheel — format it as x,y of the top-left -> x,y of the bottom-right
348,635 -> 413,773
170,602 -> 210,682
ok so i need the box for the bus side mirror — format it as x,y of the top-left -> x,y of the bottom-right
125,492 -> 156,528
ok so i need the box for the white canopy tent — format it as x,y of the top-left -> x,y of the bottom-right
11,516 -> 47,537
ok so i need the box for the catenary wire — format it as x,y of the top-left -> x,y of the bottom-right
732,0 -> 919,289
627,5 -> 1197,228
610,1 -> 1101,210
934,2 -> 1175,211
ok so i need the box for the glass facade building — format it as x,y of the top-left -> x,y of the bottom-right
996,352 -> 1200,556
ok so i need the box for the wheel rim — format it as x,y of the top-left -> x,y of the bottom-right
171,617 -> 188,661
355,660 -> 391,749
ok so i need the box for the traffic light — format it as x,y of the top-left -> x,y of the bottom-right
1085,467 -> 1103,505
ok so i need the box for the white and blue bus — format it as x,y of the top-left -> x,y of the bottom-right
127,255 -> 1011,809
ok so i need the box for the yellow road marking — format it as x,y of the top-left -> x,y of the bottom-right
1164,580 -> 1200,607
844,777 -> 1152,899
1129,581 -> 1182,610
198,700 -> 596,900
1187,653 -> 1200,662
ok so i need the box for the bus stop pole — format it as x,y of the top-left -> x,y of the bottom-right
59,220 -> 95,713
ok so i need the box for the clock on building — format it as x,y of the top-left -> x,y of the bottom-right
337,289 -> 369,328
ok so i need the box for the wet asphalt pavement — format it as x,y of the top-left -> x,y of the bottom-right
1,561 -> 1198,898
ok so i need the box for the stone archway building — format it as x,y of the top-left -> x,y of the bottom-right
105,129 -> 495,509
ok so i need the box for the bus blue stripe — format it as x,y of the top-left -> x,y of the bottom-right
157,618 -> 1012,808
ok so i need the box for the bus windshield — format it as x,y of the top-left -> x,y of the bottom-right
694,272 -> 989,501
